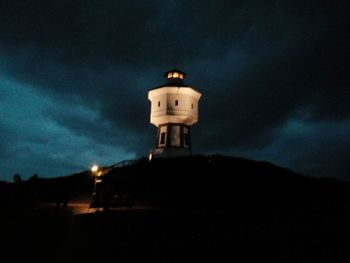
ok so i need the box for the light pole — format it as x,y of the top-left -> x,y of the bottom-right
90,164 -> 103,207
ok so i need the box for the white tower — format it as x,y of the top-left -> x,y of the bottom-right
148,69 -> 202,158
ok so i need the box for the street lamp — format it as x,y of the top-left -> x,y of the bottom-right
90,164 -> 103,207
91,164 -> 103,178
91,164 -> 98,174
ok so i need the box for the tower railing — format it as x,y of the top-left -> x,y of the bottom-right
110,159 -> 136,169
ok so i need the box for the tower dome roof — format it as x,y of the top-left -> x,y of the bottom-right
149,69 -> 202,92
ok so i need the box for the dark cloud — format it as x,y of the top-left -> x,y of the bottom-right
0,0 -> 349,180
272,119 -> 350,179
0,78 -> 135,180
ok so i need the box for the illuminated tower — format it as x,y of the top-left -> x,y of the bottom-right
148,69 -> 202,158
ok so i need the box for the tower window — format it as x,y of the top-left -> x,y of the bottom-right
160,132 -> 166,145
191,103 -> 193,109
158,101 -> 160,107
184,133 -> 189,146
175,100 -> 178,106
165,70 -> 185,80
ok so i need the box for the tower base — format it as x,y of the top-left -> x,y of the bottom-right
149,123 -> 192,159
149,147 -> 190,159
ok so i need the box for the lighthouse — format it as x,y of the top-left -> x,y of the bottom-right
148,69 -> 202,158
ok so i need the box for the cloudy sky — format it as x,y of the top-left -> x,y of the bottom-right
0,0 -> 349,181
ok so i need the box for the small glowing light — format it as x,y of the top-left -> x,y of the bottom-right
149,153 -> 153,161
167,72 -> 173,78
91,165 -> 98,173
97,171 -> 103,177
173,72 -> 179,78
179,73 -> 184,79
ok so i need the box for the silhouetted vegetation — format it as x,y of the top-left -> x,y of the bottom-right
13,173 -> 22,183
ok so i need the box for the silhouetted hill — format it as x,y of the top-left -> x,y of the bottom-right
1,155 -> 350,262
2,154 -> 350,210
91,155 -> 350,211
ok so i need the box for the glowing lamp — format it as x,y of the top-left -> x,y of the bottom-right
91,165 -> 99,173
165,69 -> 185,80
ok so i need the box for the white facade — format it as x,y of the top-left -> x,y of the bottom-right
148,87 -> 202,127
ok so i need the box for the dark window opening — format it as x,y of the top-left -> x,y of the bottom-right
191,103 -> 193,109
184,133 -> 189,146
160,132 -> 166,145
175,100 -> 178,106
158,101 -> 160,107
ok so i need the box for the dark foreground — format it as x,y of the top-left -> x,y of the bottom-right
1,155 -> 350,262
1,206 -> 350,263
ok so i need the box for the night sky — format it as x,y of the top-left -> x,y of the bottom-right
0,0 -> 349,181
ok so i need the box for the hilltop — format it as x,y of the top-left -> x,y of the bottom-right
2,155 -> 349,210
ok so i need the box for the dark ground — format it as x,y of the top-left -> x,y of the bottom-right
1,155 -> 350,262
1,206 -> 349,263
